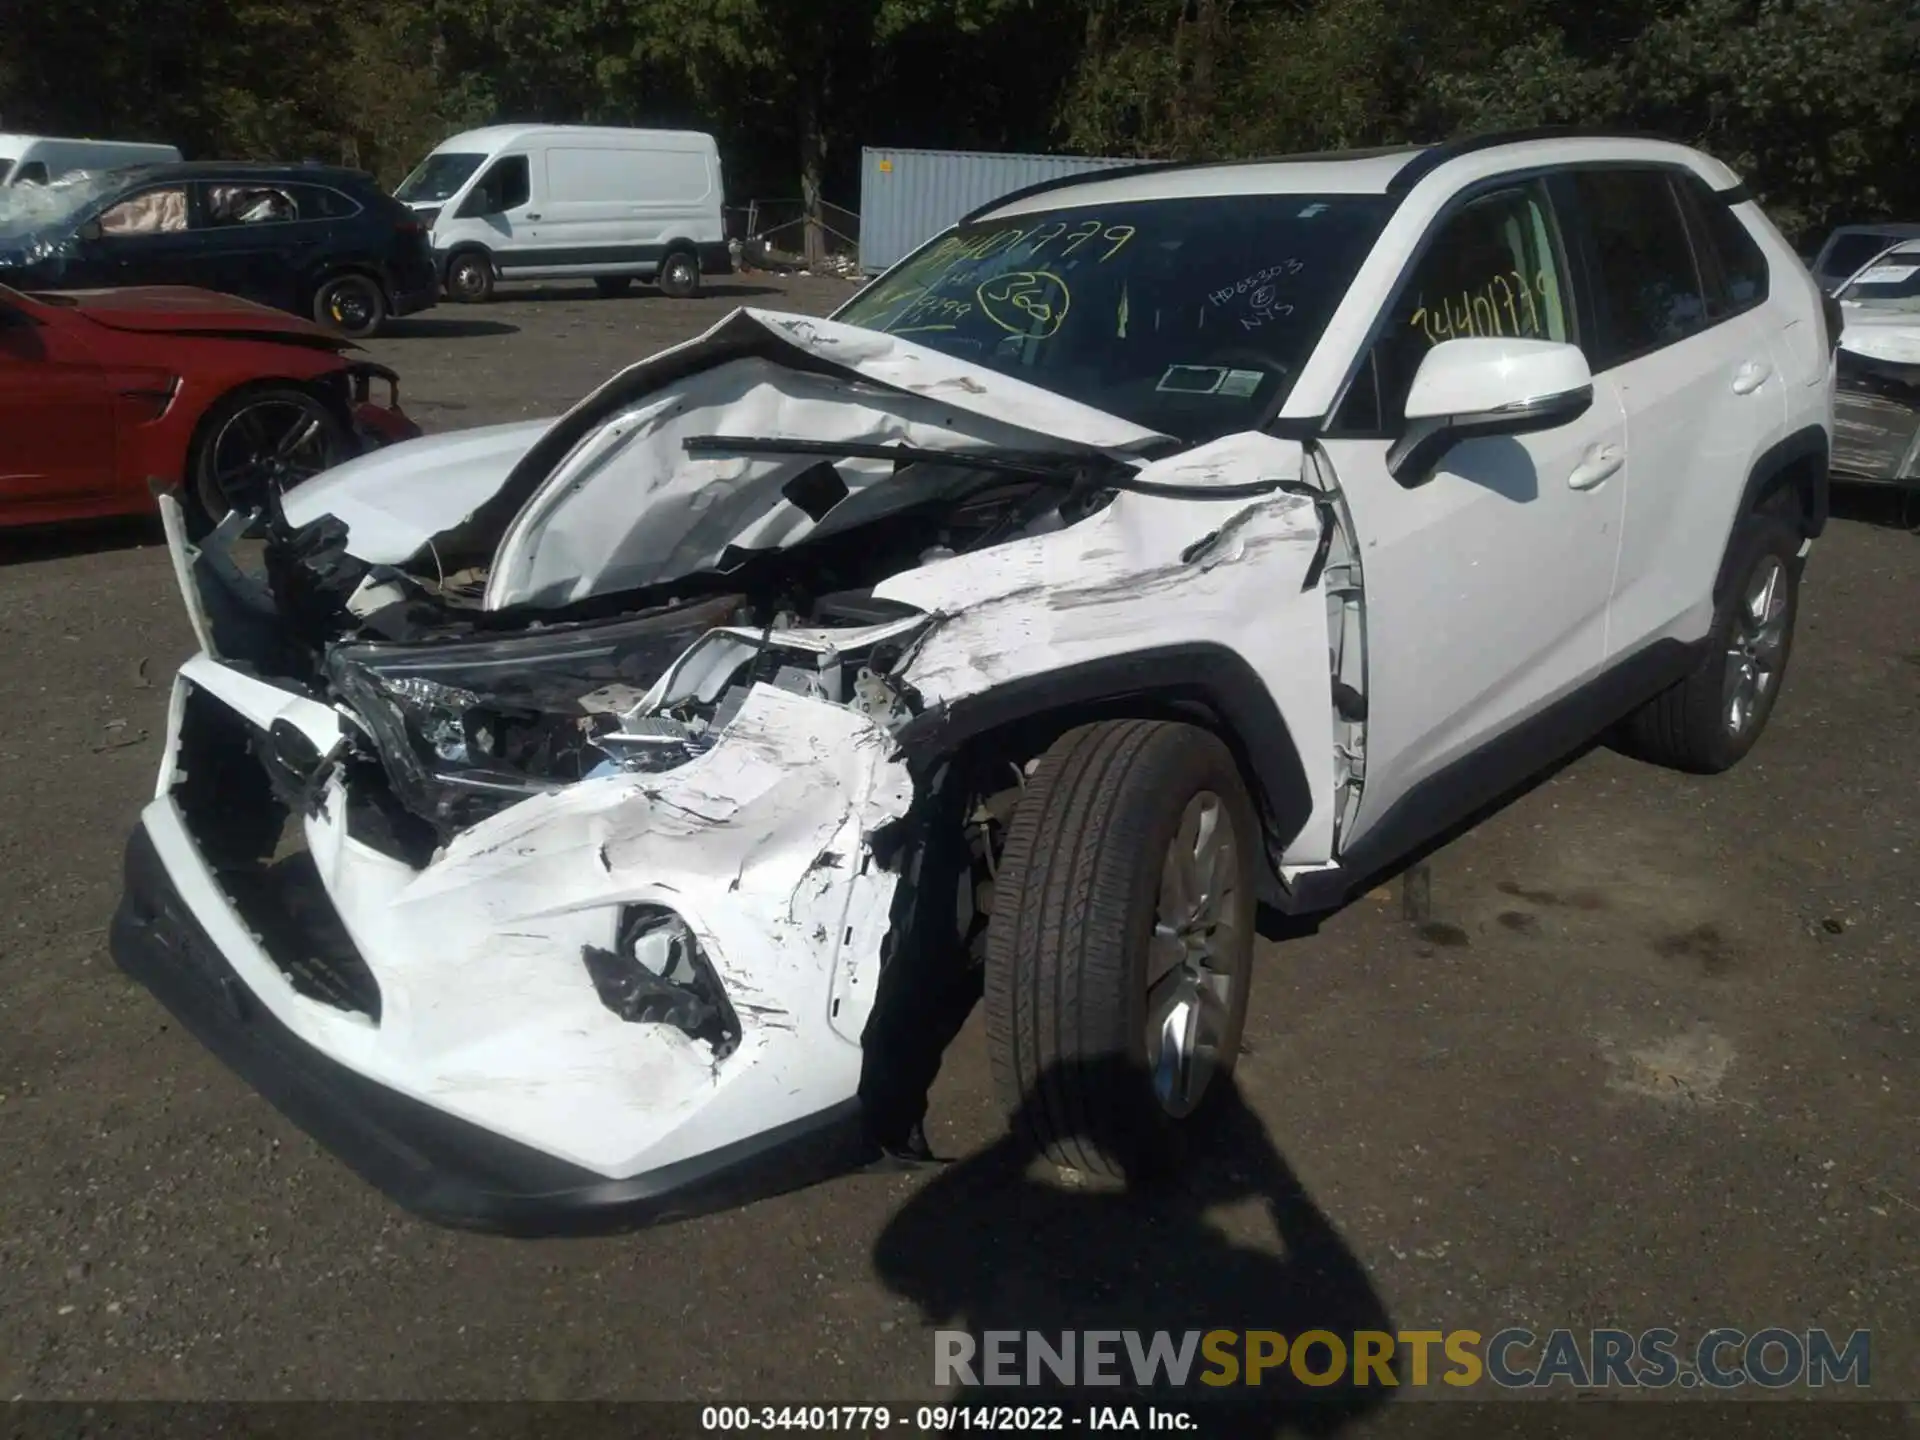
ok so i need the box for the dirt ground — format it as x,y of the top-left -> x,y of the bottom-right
1,274 -> 1914,1418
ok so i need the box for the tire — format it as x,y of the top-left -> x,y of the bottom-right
1618,516 -> 1801,773
984,719 -> 1258,1181
657,249 -> 701,299
444,248 -> 494,304
188,386 -> 352,535
311,273 -> 387,338
593,275 -> 633,298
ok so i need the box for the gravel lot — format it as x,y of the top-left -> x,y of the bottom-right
1,275 -> 1915,1416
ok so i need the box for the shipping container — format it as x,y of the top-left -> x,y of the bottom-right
859,146 -> 1136,274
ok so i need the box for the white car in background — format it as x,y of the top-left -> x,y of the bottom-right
1831,237 -> 1920,487
115,131 -> 1835,1232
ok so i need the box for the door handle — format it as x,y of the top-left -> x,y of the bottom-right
1731,360 -> 1772,395
1567,443 -> 1624,491
525,212 -> 542,220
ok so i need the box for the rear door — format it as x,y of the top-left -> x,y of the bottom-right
192,180 -> 327,311
1317,175 -> 1629,850
1563,168 -> 1789,659
0,299 -> 116,510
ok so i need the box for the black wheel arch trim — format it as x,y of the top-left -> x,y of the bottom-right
1716,424 -> 1828,605
438,243 -> 495,284
891,643 -> 1316,868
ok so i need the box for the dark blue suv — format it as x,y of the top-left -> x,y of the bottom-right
0,162 -> 438,337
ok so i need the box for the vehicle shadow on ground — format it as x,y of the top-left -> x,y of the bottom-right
378,316 -> 521,339
1828,482 -> 1920,531
486,281 -> 791,305
871,1060 -> 1396,1436
0,515 -> 163,566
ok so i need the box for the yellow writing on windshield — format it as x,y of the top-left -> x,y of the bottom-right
1411,270 -> 1555,343
976,271 -> 1070,337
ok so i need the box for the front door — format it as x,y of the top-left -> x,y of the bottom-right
76,184 -> 202,291
0,300 -> 116,512
1317,176 -> 1629,851
451,154 -> 539,274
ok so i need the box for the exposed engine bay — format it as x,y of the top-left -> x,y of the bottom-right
252,446 -> 1129,848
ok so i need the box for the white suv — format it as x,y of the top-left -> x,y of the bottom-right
116,132 -> 1836,1231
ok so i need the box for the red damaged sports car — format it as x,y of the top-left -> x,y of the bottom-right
0,282 -> 417,532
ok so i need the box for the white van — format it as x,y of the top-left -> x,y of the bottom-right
395,125 -> 730,301
0,135 -> 182,186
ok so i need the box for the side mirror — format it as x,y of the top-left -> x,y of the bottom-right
1387,337 -> 1594,483
77,220 -> 104,243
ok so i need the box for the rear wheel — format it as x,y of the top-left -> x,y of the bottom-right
593,275 -> 633,298
983,720 -> 1257,1181
657,250 -> 701,299
444,249 -> 494,303
189,386 -> 351,534
311,273 -> 386,338
1618,516 -> 1801,773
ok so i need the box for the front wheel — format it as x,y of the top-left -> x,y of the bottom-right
189,386 -> 352,534
444,249 -> 495,304
1617,516 -> 1801,773
983,720 -> 1257,1181
311,273 -> 387,338
657,250 -> 701,299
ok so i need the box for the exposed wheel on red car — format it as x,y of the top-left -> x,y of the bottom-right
189,386 -> 352,533
311,273 -> 387,339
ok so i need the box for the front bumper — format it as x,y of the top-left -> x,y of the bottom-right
113,823 -> 873,1234
120,504 -> 917,1231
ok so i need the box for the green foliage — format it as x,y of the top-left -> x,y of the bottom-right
0,0 -> 1912,245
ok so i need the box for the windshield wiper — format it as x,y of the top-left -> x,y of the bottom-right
682,435 -> 1284,501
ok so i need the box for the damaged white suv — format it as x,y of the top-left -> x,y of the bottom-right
115,132 -> 1835,1232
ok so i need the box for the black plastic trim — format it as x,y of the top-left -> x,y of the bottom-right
1385,127 -> 1701,196
111,825 -> 878,1235
1281,637 -> 1703,913
891,644 -> 1315,862
1716,425 -> 1830,586
959,146 -> 1428,225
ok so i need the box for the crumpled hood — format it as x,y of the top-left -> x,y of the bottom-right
281,419 -> 553,565
284,306 -> 1182,606
1839,305 -> 1920,367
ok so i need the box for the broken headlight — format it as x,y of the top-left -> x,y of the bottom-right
327,595 -> 745,836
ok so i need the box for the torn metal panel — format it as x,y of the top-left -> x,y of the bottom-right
876,432 -> 1345,864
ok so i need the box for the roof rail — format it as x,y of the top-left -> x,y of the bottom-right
1384,126 -> 1695,195
960,144 -> 1429,225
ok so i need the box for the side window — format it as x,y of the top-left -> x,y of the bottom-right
96,187 -> 190,236
1569,170 -> 1708,366
296,185 -> 363,220
1333,179 -> 1574,432
13,162 -> 49,185
458,156 -> 530,218
203,184 -> 299,227
1674,176 -> 1770,319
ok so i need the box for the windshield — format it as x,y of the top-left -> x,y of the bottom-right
0,168 -> 124,239
837,193 -> 1391,441
396,152 -> 485,204
1839,246 -> 1920,309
